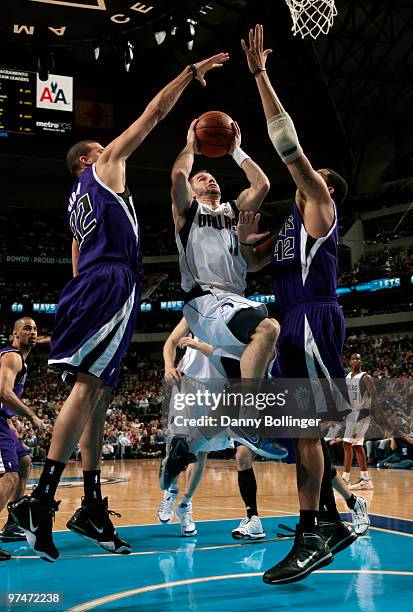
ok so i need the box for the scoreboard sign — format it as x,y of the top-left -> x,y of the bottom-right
0,67 -> 73,136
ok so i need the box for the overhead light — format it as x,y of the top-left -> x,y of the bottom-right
124,41 -> 134,72
94,46 -> 100,60
154,30 -> 167,46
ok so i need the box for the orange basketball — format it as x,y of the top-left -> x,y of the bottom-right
195,111 -> 234,158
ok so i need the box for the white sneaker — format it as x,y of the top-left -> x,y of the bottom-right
157,489 -> 178,523
341,473 -> 350,484
232,516 -> 266,540
351,495 -> 370,535
349,478 -> 374,490
176,502 -> 197,536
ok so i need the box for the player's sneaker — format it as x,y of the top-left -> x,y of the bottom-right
263,529 -> 333,585
8,495 -> 60,562
66,497 -> 131,554
0,547 -> 11,560
158,489 -> 179,524
176,502 -> 197,536
232,516 -> 266,540
349,478 -> 374,490
0,516 -> 26,541
235,436 -> 288,461
159,437 -> 197,491
351,496 -> 370,535
319,520 -> 357,553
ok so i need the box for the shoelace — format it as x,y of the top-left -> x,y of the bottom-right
160,495 -> 176,512
107,508 -> 121,518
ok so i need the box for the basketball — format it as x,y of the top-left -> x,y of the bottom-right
195,111 -> 235,158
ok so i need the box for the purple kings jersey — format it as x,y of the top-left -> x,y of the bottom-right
68,165 -> 142,276
0,346 -> 27,418
271,201 -> 339,313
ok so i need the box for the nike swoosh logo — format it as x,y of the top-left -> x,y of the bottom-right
29,508 -> 38,533
88,519 -> 104,534
297,551 -> 317,569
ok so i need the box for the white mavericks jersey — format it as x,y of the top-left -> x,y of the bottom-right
178,344 -> 228,380
176,199 -> 247,295
346,371 -> 372,416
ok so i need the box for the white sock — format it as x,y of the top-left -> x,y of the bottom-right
342,472 -> 350,482
360,471 -> 369,480
180,495 -> 192,506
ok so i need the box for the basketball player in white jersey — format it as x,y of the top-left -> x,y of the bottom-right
159,120 -> 280,488
159,317 -> 269,540
343,353 -> 384,489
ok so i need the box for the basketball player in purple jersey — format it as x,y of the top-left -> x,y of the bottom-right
9,52 -> 229,563
0,318 -> 43,560
239,25 -> 355,584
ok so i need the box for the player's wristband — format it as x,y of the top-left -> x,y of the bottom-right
239,241 -> 256,247
232,147 -> 250,167
188,64 -> 197,79
253,68 -> 266,76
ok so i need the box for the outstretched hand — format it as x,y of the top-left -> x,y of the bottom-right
187,118 -> 200,154
228,121 -> 241,155
193,52 -> 230,87
237,211 -> 270,245
241,24 -> 272,74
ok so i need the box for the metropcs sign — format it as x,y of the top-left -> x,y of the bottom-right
36,73 -> 73,111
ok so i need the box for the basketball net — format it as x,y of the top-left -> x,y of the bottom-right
284,0 -> 337,39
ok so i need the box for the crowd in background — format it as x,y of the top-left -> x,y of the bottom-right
4,335 -> 411,469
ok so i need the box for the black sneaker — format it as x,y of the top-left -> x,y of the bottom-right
263,529 -> 333,585
0,547 -> 11,561
8,495 -> 60,563
159,437 -> 197,491
66,497 -> 131,554
0,516 -> 26,541
319,520 -> 358,554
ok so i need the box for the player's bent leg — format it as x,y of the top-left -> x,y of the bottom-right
239,317 -> 280,379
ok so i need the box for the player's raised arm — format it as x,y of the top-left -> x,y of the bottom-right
241,25 -> 334,234
97,55 -> 228,185
229,121 -> 270,212
171,119 -> 199,222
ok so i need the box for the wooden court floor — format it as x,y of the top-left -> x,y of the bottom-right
3,458 -> 411,530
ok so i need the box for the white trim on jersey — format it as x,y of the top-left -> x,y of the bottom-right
89,288 -> 136,377
92,164 -> 139,240
0,449 -> 5,475
304,314 -> 349,415
300,203 -> 337,285
48,284 -> 136,373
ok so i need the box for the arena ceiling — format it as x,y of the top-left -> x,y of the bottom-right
1,0 -> 412,201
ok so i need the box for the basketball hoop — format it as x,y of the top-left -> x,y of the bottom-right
284,0 -> 337,39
